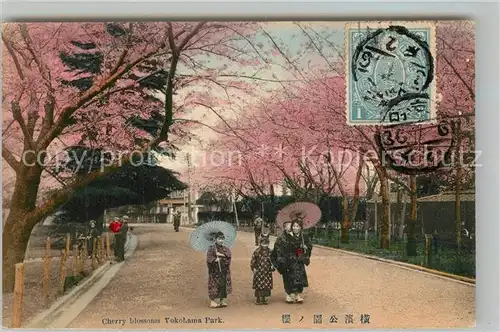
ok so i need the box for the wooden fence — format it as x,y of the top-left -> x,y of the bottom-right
10,232 -> 112,328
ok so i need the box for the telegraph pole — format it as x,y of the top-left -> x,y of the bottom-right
232,189 -> 240,227
186,153 -> 193,224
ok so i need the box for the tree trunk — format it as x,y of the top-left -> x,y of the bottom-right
398,191 -> 407,240
454,120 -> 463,267
2,162 -> 45,292
340,196 -> 350,244
187,189 -> 192,224
388,197 -> 392,242
455,175 -> 462,250
395,187 -> 402,239
406,175 -> 418,256
349,154 -> 364,235
2,213 -> 33,293
376,168 -> 390,249
233,194 -> 240,228
4,148 -> 143,291
341,152 -> 364,244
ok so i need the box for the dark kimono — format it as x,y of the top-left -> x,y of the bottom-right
86,227 -> 100,256
250,247 -> 275,297
253,218 -> 263,245
115,223 -> 128,261
272,232 -> 312,294
206,244 -> 232,300
173,214 -> 180,231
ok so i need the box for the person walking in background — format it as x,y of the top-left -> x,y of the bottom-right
173,211 -> 181,232
206,232 -> 232,308
115,216 -> 129,262
253,214 -> 263,246
108,217 -> 122,260
86,220 -> 100,258
272,220 -> 312,304
108,218 -> 122,234
262,220 -> 271,236
251,233 -> 275,305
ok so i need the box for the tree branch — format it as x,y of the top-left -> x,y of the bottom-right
11,101 -> 35,150
109,23 -> 134,76
441,55 -> 475,100
154,22 -> 207,145
19,24 -> 51,87
37,48 -> 163,150
1,32 -> 25,80
178,22 -> 207,51
82,65 -> 170,109
2,144 -> 21,172
386,174 -> 412,194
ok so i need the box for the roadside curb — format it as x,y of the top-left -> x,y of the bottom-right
313,244 -> 476,286
25,261 -> 113,328
25,233 -> 138,328
235,229 -> 476,286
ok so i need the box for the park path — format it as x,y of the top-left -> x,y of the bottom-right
66,224 -> 475,329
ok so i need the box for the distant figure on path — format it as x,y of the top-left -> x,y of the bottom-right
262,220 -> 271,236
108,218 -> 122,234
173,211 -> 181,232
251,233 -> 275,305
108,217 -> 122,260
115,216 -> 129,262
253,214 -> 264,246
86,220 -> 100,258
272,220 -> 312,304
206,232 -> 232,308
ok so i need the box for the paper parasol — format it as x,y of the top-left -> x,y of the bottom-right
189,220 -> 237,252
276,202 -> 322,230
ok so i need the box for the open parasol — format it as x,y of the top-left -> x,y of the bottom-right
189,220 -> 237,252
276,202 -> 322,230
276,202 -> 321,255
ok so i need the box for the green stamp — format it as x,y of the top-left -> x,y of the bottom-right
346,22 -> 436,125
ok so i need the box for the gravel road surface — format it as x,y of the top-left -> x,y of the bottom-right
67,224 -> 475,329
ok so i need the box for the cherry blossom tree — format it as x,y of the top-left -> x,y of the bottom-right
436,21 -> 475,255
196,76 -> 370,242
194,21 -> 474,251
1,21 -> 269,291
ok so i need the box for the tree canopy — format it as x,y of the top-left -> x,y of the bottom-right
53,162 -> 186,224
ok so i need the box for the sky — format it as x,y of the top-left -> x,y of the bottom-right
159,21 -> 347,174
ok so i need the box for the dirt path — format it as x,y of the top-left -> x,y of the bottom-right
67,224 -> 475,329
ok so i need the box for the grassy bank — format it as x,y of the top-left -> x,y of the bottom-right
311,230 -> 475,278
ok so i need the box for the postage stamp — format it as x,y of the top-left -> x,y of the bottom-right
2,20 -> 475,330
346,21 -> 437,125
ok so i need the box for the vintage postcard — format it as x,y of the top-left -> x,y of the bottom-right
2,20 -> 475,329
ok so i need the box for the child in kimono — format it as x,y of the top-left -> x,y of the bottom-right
250,233 -> 275,305
206,232 -> 232,308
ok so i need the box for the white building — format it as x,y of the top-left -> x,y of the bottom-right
150,189 -> 202,225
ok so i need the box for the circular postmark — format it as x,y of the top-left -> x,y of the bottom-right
352,25 -> 434,123
375,119 -> 455,175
